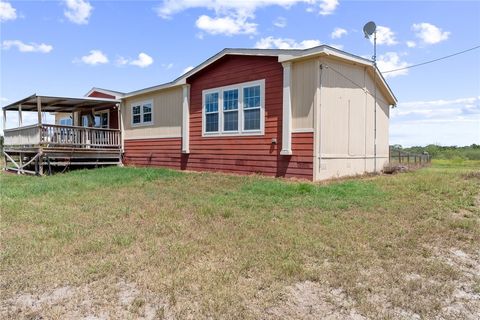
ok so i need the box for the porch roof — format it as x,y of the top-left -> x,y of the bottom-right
2,94 -> 120,112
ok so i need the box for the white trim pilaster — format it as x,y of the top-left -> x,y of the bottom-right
281,61 -> 292,155
182,84 -> 190,154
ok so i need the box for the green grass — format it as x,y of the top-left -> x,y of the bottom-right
1,160 -> 479,318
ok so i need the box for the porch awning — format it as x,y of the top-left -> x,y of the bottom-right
2,94 -> 120,112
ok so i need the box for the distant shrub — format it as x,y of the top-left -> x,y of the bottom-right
391,144 -> 480,160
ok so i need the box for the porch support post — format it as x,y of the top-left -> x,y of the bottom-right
280,61 -> 293,155
2,109 -> 6,132
119,102 -> 125,151
182,84 -> 190,154
18,104 -> 23,127
37,96 -> 42,125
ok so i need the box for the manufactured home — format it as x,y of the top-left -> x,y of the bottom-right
2,45 -> 397,181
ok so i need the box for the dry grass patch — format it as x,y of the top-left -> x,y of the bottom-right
1,160 -> 479,319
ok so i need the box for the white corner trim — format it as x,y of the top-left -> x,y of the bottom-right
280,61 -> 292,155
182,84 -> 190,154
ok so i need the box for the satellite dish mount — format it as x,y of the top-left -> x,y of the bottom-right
363,21 -> 378,172
363,21 -> 377,63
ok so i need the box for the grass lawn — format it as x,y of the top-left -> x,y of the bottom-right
1,160 -> 479,319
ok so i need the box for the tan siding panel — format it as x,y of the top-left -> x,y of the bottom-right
122,87 -> 182,139
291,59 -> 316,130
317,56 -> 390,180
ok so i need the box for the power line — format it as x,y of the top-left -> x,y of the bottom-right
323,63 -> 391,106
382,45 -> 480,74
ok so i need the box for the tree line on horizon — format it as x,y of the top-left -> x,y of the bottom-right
390,144 -> 480,160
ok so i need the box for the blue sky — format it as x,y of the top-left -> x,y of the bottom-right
1,0 -> 479,146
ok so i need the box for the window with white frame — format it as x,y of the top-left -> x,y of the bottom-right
94,110 -> 109,128
203,79 -> 264,136
131,100 -> 153,126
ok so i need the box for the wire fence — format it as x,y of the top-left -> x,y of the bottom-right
389,147 -> 431,167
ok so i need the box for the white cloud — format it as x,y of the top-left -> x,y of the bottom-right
115,56 -> 129,66
64,0 -> 93,25
130,52 -> 154,68
196,14 -> 257,35
162,63 -> 174,69
376,52 -> 409,78
0,96 -> 8,103
0,1 -> 17,22
183,66 -> 194,74
319,0 -> 339,15
390,96 -> 479,146
412,22 -> 450,45
114,53 -> 154,68
373,26 -> 398,46
406,41 -> 416,48
331,27 -> 347,39
273,16 -> 287,28
255,36 -> 321,49
156,1 -> 339,36
79,50 -> 109,65
2,40 -> 53,53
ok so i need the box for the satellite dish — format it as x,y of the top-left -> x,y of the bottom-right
363,21 -> 376,38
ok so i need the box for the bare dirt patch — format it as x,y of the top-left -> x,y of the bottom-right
1,280 -> 172,320
263,281 -> 365,320
432,248 -> 480,320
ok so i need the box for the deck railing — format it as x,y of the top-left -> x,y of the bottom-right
4,124 -> 121,149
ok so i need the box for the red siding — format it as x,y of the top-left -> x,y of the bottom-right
123,55 -> 314,180
88,91 -> 116,99
183,55 -> 313,180
123,138 -> 182,169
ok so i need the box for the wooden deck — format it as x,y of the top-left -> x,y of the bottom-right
3,124 -> 122,175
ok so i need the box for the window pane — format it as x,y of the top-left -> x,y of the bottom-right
133,115 -> 141,124
244,85 -> 261,109
223,111 -> 238,131
223,89 -> 238,111
143,113 -> 152,123
205,93 -> 218,113
206,113 -> 218,132
244,109 -> 260,130
143,103 -> 152,113
133,105 -> 141,115
82,115 -> 89,127
94,115 -> 101,128
102,113 -> 108,127
60,118 -> 72,126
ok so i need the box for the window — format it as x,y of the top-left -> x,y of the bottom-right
205,92 -> 219,132
243,85 -> 261,131
223,89 -> 238,131
94,111 -> 109,128
82,115 -> 90,127
59,117 -> 72,126
131,100 -> 153,126
81,111 -> 109,128
203,79 -> 264,136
